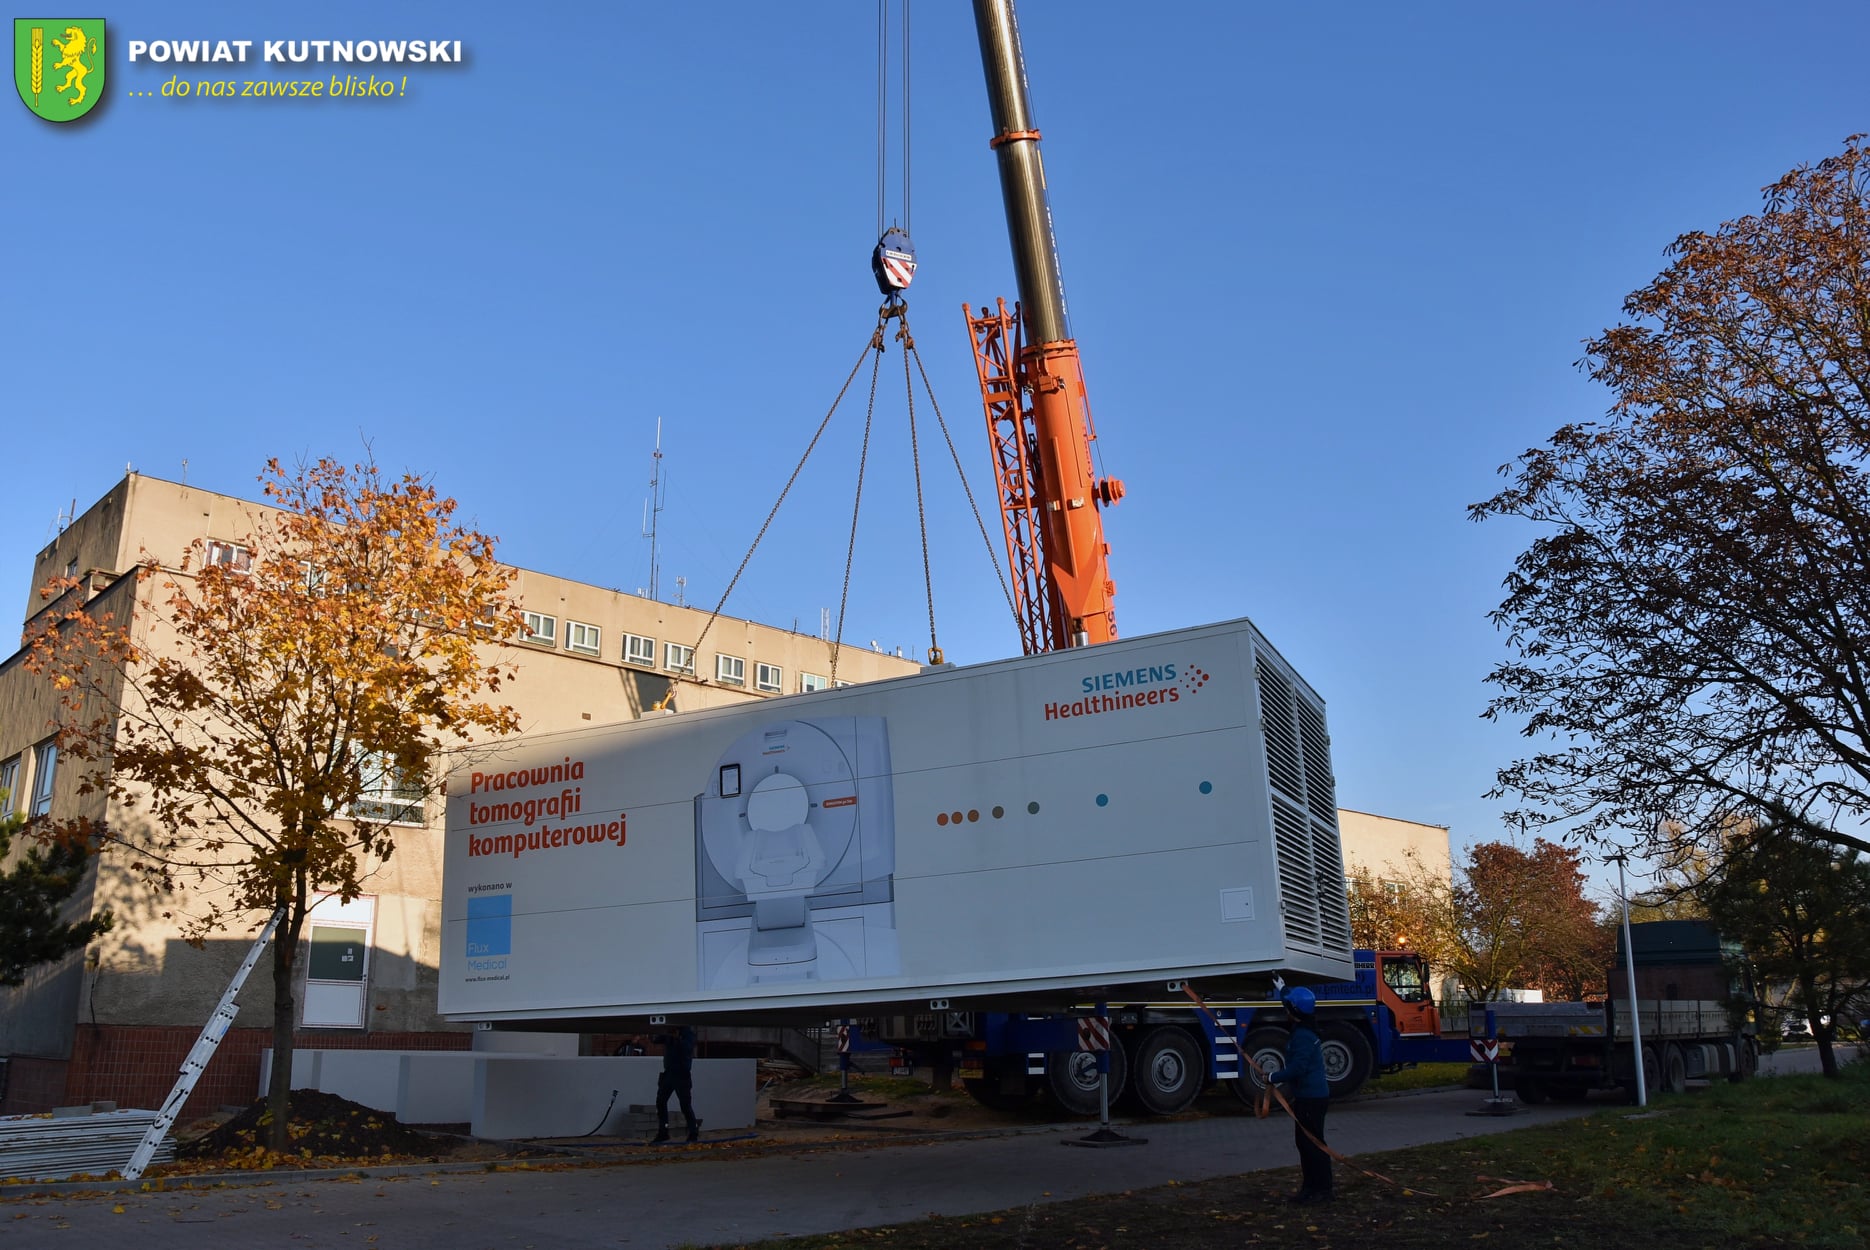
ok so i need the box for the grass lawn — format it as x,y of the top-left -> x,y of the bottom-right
706,1060 -> 1869,1249
1359,1061 -> 1471,1094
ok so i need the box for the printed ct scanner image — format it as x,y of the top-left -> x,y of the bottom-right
694,717 -> 900,988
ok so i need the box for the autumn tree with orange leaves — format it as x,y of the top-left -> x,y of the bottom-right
1474,135 -> 1870,866
1382,839 -> 1607,1003
27,458 -> 524,1151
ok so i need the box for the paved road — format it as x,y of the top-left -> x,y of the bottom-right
14,1049 -> 1856,1250
1,1089 -> 1592,1249
1757,1042 -> 1860,1077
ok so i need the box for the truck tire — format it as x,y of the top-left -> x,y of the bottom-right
1728,1036 -> 1757,1083
1238,1027 -> 1290,1101
1621,1044 -> 1661,1101
1318,1021 -> 1375,1099
1515,1072 -> 1548,1105
1129,1027 -> 1205,1115
1046,1042 -> 1128,1117
1660,1043 -> 1688,1095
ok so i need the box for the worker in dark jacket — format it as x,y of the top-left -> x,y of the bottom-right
1264,986 -> 1332,1204
651,1025 -> 701,1143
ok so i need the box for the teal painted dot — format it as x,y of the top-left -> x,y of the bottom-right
1027,801 -> 1040,815
1096,794 -> 1109,807
1199,781 -> 1213,795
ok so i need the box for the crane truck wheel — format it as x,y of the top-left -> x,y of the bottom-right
1045,1040 -> 1129,1116
1236,1027 -> 1290,1104
1317,1021 -> 1375,1099
1129,1026 -> 1206,1115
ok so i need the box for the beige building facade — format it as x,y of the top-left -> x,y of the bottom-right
0,473 -> 919,1113
1337,808 -> 1454,888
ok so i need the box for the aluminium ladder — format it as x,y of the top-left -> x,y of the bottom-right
122,906 -> 287,1180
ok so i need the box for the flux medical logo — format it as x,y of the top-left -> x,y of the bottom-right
465,887 -> 511,979
1044,659 -> 1211,722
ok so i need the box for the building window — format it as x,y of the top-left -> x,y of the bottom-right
0,755 -> 18,818
521,611 -> 557,645
755,662 -> 783,693
716,654 -> 746,686
664,642 -> 695,674
799,672 -> 828,693
205,540 -> 253,574
624,633 -> 656,666
30,740 -> 57,817
566,620 -> 601,656
350,751 -> 424,825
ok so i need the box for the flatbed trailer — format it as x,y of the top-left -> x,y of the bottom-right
1494,920 -> 1758,1102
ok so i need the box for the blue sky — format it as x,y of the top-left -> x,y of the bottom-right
7,1 -> 1868,898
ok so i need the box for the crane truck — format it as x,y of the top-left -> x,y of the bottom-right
440,0 -> 1428,1117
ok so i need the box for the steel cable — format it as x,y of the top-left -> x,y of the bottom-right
898,318 -> 939,662
830,332 -> 888,684
692,319 -> 886,665
906,333 -> 1020,629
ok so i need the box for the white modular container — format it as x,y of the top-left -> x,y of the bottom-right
439,616 -> 1352,1025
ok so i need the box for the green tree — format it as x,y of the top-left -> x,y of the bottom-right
0,810 -> 113,986
26,458 -> 524,1151
1473,135 -> 1870,864
1700,829 -> 1870,1077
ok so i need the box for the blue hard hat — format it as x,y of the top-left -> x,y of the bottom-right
1283,986 -> 1317,1015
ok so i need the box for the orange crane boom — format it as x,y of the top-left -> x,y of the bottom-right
967,0 -> 1124,655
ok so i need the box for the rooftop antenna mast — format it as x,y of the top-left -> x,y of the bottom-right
642,418 -> 667,601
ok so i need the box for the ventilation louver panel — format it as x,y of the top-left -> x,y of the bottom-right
1297,696 -> 1336,815
1256,655 -> 1304,803
1313,813 -> 1353,954
1273,799 -> 1320,948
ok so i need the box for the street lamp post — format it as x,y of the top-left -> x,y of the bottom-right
1606,851 -> 1647,1107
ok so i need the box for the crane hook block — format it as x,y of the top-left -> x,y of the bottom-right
872,228 -> 917,296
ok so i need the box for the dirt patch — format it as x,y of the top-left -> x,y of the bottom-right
170,1089 -> 478,1171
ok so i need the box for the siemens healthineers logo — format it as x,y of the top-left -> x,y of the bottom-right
1044,659 -> 1211,722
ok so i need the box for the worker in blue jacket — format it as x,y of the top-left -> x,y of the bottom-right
1264,986 -> 1332,1204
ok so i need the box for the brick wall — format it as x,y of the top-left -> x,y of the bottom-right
5,1025 -> 472,1118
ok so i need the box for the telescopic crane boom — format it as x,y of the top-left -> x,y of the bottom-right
968,0 -> 1123,655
